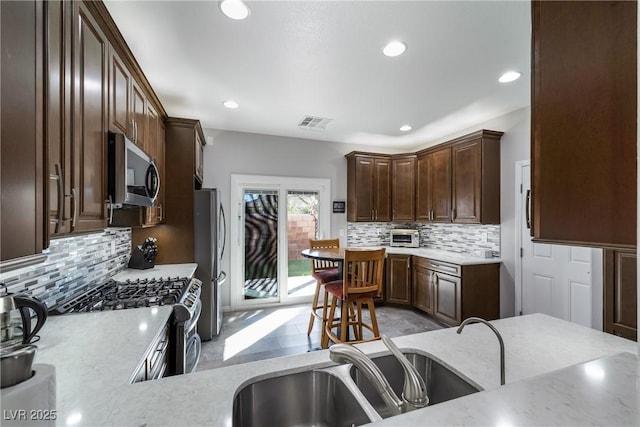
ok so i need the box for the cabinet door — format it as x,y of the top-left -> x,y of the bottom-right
373,158 -> 391,221
412,267 -> 434,315
430,148 -> 452,222
434,272 -> 461,326
391,156 -> 415,221
131,79 -> 147,151
71,2 -> 108,232
604,249 -> 637,341
531,1 -> 636,247
46,0 -> 72,237
352,156 -> 375,221
108,48 -> 130,135
385,255 -> 411,305
415,153 -> 431,221
1,0 -> 46,260
452,140 -> 481,223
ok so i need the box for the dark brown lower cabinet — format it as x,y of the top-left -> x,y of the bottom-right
604,249 -> 637,341
412,264 -> 434,315
384,255 -> 412,305
433,272 -> 462,325
411,257 -> 500,327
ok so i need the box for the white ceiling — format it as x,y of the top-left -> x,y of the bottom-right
104,1 -> 531,150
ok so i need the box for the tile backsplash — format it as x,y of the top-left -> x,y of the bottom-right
0,228 -> 131,309
347,222 -> 500,255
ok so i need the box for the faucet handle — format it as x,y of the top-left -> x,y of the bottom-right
380,335 -> 429,408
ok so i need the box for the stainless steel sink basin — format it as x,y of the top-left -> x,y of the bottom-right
233,369 -> 374,427
350,352 -> 481,418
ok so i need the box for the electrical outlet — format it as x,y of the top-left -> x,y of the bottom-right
482,232 -> 488,243
111,241 -> 116,254
339,228 -> 345,237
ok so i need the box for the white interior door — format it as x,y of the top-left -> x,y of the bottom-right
517,162 -> 594,327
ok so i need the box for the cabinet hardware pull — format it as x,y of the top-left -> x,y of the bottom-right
134,121 -> 138,144
108,195 -> 113,225
53,163 -> 64,233
371,209 -> 374,220
71,188 -> 77,228
158,205 -> 163,221
525,189 -> 531,230
451,208 -> 455,220
430,210 -> 434,221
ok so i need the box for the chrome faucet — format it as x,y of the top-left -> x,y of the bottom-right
329,335 -> 428,415
456,317 -> 505,385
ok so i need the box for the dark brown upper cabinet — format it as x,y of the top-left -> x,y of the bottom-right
451,132 -> 501,224
416,147 -> 452,222
391,155 -> 416,221
415,130 -> 502,225
1,0 -> 46,261
531,0 -> 637,248
70,1 -> 110,233
346,153 -> 391,222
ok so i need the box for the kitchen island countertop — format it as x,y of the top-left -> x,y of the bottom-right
27,312 -> 639,426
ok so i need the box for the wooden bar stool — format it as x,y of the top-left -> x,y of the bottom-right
324,248 -> 385,347
307,239 -> 341,340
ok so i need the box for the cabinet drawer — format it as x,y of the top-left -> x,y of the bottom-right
412,257 -> 461,277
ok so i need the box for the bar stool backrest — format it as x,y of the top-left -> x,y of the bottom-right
342,248 -> 385,297
308,238 -> 340,273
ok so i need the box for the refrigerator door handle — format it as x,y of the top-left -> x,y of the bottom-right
220,204 -> 227,261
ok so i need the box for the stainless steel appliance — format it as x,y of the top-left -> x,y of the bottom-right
0,288 -> 48,388
49,276 -> 202,375
389,229 -> 420,248
194,188 -> 227,340
107,132 -> 160,208
0,289 -> 48,348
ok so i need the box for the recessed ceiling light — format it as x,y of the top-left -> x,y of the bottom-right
498,71 -> 522,83
400,125 -> 412,132
220,0 -> 250,20
223,100 -> 239,109
383,41 -> 407,57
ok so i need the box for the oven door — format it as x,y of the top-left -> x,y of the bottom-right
183,299 -> 202,374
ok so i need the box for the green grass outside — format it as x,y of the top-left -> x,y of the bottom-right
288,259 -> 312,277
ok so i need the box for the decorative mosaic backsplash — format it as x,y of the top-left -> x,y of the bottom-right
0,228 -> 131,309
347,222 -> 500,256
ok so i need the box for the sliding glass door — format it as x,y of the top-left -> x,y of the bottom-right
230,175 -> 331,309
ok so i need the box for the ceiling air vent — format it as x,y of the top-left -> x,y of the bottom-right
298,115 -> 333,131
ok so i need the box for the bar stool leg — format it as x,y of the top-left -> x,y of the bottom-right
323,294 -> 338,349
307,280 -> 322,335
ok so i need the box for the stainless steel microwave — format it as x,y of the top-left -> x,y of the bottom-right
389,229 -> 420,248
107,132 -> 159,208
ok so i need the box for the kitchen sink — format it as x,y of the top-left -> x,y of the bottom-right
233,369 -> 375,427
349,352 -> 481,418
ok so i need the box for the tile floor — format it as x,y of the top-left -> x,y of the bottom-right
196,303 -> 445,371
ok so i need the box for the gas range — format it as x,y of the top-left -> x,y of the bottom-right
50,277 -> 199,314
49,276 -> 203,376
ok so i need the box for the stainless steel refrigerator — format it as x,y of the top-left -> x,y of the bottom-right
194,188 -> 227,340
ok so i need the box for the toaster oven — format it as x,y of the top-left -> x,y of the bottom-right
389,229 -> 420,247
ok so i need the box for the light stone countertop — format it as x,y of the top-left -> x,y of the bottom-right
110,263 -> 197,282
29,312 -> 639,426
33,306 -> 174,425
365,351 -> 640,426
380,246 -> 501,265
